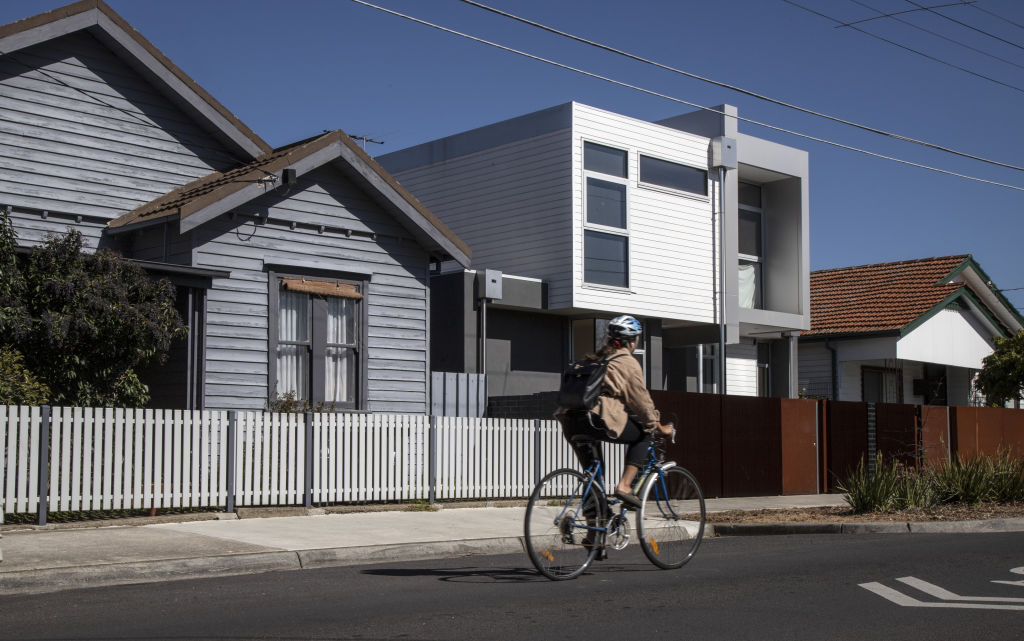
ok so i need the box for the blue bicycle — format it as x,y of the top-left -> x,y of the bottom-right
524,429 -> 706,580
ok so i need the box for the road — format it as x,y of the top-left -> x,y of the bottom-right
1,532 -> 1021,640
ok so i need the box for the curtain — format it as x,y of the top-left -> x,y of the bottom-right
277,290 -> 310,400
738,263 -> 757,309
325,297 -> 356,403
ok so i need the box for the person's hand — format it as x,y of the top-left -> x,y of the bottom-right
656,422 -> 674,436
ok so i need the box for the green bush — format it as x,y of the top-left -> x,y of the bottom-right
0,346 -> 50,405
839,450 -> 1024,513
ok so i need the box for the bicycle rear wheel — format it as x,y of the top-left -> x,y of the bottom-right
524,468 -> 606,580
637,465 -> 705,569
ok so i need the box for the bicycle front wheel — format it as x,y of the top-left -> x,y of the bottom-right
524,468 -> 606,580
637,465 -> 705,569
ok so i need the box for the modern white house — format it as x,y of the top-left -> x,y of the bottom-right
798,255 -> 1023,406
378,102 -> 810,411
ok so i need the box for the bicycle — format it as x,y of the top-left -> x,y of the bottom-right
523,425 -> 706,580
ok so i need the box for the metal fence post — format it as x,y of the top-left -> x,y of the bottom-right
428,415 -> 438,505
303,411 -> 314,508
37,405 -> 51,526
226,410 -> 237,514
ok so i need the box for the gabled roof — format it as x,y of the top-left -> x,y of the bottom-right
0,0 -> 270,159
805,254 -> 1022,338
108,130 -> 472,267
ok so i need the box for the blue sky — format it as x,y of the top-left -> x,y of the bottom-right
4,0 -> 1023,313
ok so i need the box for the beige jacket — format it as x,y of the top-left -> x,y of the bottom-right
592,346 -> 661,437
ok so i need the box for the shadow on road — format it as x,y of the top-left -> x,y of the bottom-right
361,561 -> 659,583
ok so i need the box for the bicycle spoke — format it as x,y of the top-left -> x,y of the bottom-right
524,468 -> 606,580
637,465 -> 705,569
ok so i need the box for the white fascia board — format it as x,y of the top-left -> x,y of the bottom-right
959,267 -> 1023,333
0,12 -> 95,54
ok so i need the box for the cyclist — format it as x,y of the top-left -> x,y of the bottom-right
555,315 -> 674,509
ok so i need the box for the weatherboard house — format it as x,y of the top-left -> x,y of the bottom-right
0,1 -> 470,412
378,101 -> 810,408
798,255 -> 1024,406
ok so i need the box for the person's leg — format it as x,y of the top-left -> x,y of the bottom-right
612,420 -> 653,497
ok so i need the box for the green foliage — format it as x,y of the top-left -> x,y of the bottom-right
0,347 -> 50,405
266,391 -> 336,413
840,451 -> 1024,513
975,330 -> 1024,406
0,222 -> 185,408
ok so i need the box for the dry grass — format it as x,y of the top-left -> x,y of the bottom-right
705,501 -> 1024,524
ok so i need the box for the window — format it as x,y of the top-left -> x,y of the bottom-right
862,366 -> 902,404
584,230 -> 628,288
640,155 -> 707,196
738,182 -> 764,310
272,276 -> 363,408
583,141 -> 630,288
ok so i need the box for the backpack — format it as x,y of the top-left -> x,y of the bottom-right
556,354 -> 626,411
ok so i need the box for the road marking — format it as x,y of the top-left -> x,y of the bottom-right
897,576 -> 1024,603
860,582 -> 1024,611
993,566 -> 1024,588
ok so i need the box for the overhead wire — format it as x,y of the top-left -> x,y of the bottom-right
784,0 -> 1024,96
460,0 -> 1024,173
968,3 -> 1024,32
905,0 -> 1024,52
846,0 -> 1024,72
833,1 -> 976,27
348,0 -> 1024,193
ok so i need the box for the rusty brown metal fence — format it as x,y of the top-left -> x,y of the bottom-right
648,390 -> 1023,498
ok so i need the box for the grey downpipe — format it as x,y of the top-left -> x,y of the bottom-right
825,337 -> 838,401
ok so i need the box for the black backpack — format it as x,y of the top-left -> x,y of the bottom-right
557,354 -> 626,411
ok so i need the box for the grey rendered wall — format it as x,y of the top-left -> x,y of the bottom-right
0,32 -> 236,247
192,166 -> 432,413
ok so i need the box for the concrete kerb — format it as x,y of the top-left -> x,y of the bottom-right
709,518 -> 1024,536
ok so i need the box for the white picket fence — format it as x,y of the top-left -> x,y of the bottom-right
1,406 -> 624,519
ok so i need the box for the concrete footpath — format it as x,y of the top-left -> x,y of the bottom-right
2,494 -> 1023,596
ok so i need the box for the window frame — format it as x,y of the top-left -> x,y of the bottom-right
268,269 -> 368,410
582,139 -> 632,290
637,153 -> 709,199
861,365 -> 904,404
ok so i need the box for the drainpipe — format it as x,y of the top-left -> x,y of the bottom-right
710,137 -> 736,395
825,337 -> 838,401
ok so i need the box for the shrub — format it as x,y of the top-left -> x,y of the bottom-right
0,346 -> 50,405
837,453 -> 900,513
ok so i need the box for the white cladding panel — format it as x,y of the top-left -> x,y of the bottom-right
726,341 -> 758,397
897,307 -> 995,369
389,130 -> 575,307
570,104 -> 715,322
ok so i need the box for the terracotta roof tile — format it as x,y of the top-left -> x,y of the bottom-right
805,255 -> 970,336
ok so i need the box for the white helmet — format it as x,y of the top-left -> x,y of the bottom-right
607,315 -> 643,340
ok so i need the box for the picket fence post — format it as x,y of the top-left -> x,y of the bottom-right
303,411 -> 313,508
226,410 -> 237,513
533,419 -> 542,486
428,415 -> 438,505
36,405 -> 51,526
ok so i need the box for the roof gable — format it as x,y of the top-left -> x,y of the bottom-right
109,130 -> 472,267
0,0 -> 269,160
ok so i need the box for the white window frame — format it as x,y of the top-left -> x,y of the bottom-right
582,140 -> 631,290
738,182 -> 765,310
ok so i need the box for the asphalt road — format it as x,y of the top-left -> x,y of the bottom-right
1,532 -> 1021,640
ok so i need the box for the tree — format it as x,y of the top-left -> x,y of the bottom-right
0,215 -> 186,407
975,330 -> 1024,407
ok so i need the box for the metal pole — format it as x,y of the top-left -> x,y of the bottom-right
718,166 -> 727,395
37,405 -> 51,526
226,410 -> 237,514
303,411 -> 314,508
534,419 -> 542,485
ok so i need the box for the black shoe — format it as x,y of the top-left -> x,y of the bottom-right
582,534 -> 607,561
614,490 -> 642,510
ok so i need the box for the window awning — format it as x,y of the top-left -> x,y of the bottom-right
281,277 -> 363,299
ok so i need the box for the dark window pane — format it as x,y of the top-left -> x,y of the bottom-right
640,155 -> 707,195
586,178 -> 627,228
739,182 -> 762,208
584,230 -> 628,287
584,142 -> 627,177
738,209 -> 762,257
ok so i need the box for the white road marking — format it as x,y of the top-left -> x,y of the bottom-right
993,566 -> 1024,588
860,582 -> 1024,611
897,576 -> 1024,603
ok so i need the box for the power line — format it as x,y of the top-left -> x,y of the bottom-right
784,0 -> 1024,95
834,1 -> 975,27
906,0 -> 1024,52
458,0 -> 1024,173
969,4 -> 1024,32
349,0 -> 1024,193
847,0 -> 1024,72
